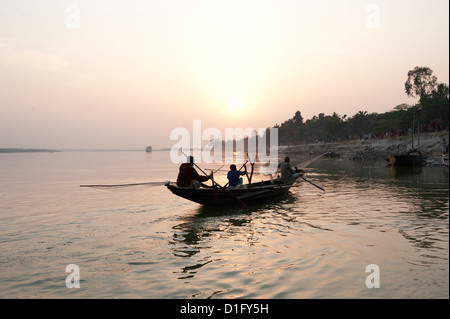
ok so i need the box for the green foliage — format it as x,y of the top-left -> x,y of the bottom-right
405,66 -> 438,98
274,66 -> 449,145
418,83 -> 449,128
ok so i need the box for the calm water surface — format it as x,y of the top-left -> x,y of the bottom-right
0,151 -> 448,298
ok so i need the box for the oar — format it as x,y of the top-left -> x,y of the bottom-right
181,151 -> 248,209
203,164 -> 225,174
237,159 -> 250,183
247,153 -> 255,183
300,176 -> 325,192
292,152 -> 327,191
80,181 -> 167,188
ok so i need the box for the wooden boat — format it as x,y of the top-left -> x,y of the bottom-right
386,105 -> 428,167
166,174 -> 303,206
387,149 -> 426,166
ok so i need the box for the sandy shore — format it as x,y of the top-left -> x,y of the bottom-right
280,130 -> 449,165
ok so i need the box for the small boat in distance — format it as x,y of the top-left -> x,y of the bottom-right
387,149 -> 426,166
387,104 -> 427,167
145,146 -> 152,152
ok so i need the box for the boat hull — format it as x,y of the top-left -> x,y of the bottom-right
388,153 -> 426,166
166,179 -> 297,206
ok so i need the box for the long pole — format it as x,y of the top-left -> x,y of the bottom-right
300,176 -> 325,192
295,152 -> 328,169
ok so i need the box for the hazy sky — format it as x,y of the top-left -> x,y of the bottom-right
0,0 -> 448,149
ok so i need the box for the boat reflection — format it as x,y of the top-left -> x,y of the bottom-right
388,165 -> 424,179
169,192 -> 298,281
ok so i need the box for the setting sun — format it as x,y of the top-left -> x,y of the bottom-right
230,98 -> 242,111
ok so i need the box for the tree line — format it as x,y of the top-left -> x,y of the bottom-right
273,66 -> 449,145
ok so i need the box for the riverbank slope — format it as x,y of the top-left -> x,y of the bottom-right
280,130 -> 449,164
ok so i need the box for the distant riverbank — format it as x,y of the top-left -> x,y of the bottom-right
280,130 -> 449,164
0,148 -> 61,153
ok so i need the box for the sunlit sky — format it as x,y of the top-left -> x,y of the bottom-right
0,0 -> 448,149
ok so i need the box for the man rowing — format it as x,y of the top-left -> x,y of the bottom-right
278,156 -> 302,183
176,156 -> 210,188
226,164 -> 247,189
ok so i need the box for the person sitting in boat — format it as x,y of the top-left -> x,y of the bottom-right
176,156 -> 210,188
278,156 -> 300,183
227,164 -> 247,189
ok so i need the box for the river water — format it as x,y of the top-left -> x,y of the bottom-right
0,151 -> 448,299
